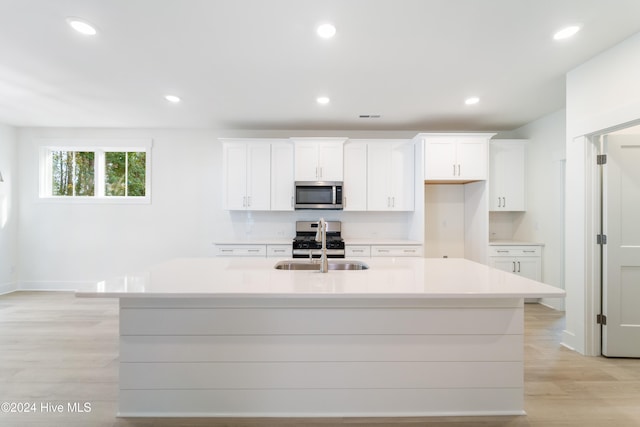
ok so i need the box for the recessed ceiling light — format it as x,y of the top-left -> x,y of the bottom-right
465,97 -> 480,105
553,25 -> 581,40
316,96 -> 330,105
317,23 -> 336,39
165,95 -> 181,103
66,17 -> 98,36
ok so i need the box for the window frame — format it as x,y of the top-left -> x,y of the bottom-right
39,138 -> 152,204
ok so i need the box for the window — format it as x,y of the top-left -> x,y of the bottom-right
40,139 -> 152,203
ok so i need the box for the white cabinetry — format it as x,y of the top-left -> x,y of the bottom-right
488,245 -> 542,302
343,141 -> 368,211
345,244 -> 422,257
367,140 -> 415,211
293,138 -> 346,181
270,142 -> 294,211
422,133 -> 494,182
215,244 -> 267,257
345,245 -> 371,257
489,140 -> 526,211
266,244 -> 292,258
222,140 -> 271,210
372,245 -> 423,257
215,244 -> 291,257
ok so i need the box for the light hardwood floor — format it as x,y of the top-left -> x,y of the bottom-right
0,291 -> 639,427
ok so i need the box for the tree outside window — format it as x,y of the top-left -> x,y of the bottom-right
105,151 -> 146,197
51,151 -> 95,196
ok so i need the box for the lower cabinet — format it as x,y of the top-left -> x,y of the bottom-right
215,244 -> 267,257
215,244 -> 292,258
346,244 -> 423,257
488,245 -> 542,302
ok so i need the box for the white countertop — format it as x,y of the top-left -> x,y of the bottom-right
78,257 -> 565,300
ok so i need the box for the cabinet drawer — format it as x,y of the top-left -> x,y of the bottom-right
488,246 -> 541,257
267,245 -> 292,258
371,245 -> 423,257
215,245 -> 266,257
345,245 -> 371,257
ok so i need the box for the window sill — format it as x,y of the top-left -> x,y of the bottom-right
38,196 -> 151,205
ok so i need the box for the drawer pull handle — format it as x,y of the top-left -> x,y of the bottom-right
496,250 -> 509,253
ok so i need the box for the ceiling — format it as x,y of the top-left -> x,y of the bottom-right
2,0 -> 640,132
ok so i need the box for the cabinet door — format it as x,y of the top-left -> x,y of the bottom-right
490,141 -> 526,211
271,142 -> 294,211
489,257 -> 518,273
515,257 -> 541,281
425,138 -> 457,179
343,142 -> 368,211
389,141 -> 414,211
223,143 -> 248,210
246,143 -> 271,210
367,143 -> 392,210
294,142 -> 320,181
457,137 -> 487,180
317,142 -> 344,181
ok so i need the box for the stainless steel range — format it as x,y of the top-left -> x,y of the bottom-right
292,220 -> 345,259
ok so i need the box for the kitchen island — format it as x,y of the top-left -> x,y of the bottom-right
78,257 -> 564,418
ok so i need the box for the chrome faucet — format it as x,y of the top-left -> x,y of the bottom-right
314,218 -> 329,273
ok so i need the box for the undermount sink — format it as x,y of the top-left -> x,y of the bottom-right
274,260 -> 369,271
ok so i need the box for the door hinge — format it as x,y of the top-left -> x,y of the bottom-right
597,234 -> 607,245
597,314 -> 607,325
597,154 -> 607,165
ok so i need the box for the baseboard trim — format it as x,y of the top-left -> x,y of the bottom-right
561,329 -> 578,353
0,281 -> 19,295
19,281 -> 96,292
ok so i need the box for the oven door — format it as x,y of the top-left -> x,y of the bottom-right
294,181 -> 343,210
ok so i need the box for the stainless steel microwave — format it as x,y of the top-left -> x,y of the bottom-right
294,181 -> 343,210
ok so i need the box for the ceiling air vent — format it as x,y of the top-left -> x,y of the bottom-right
358,114 -> 381,119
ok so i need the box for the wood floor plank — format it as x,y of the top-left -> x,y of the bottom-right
0,291 -> 639,426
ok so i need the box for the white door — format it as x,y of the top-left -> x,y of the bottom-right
603,134 -> 640,357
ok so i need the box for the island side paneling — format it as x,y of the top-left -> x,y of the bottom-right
118,297 -> 525,417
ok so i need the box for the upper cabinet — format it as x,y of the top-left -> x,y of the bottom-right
489,140 -> 527,211
292,138 -> 346,181
270,141 -> 295,211
367,140 -> 415,211
222,139 -> 271,210
343,141 -> 368,211
421,133 -> 495,182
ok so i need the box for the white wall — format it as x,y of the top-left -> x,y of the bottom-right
0,123 -> 18,294
17,128 -> 422,288
503,110 -> 566,311
565,31 -> 640,354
